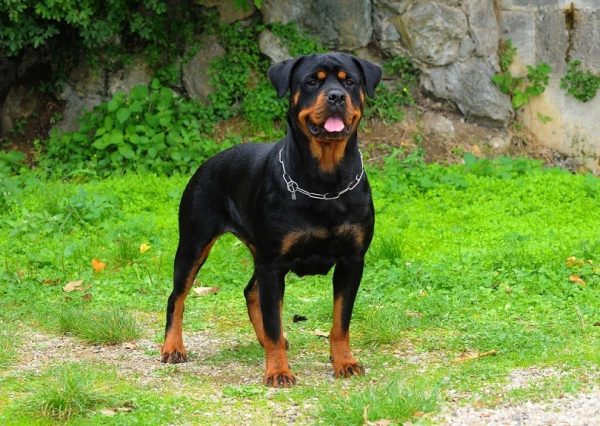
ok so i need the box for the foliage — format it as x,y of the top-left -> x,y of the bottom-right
0,150 -> 25,175
43,81 -> 235,177
560,60 -> 600,103
0,0 -> 203,77
492,39 -> 552,109
365,55 -> 417,122
268,22 -> 326,57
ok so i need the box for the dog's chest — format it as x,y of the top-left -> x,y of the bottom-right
279,224 -> 364,275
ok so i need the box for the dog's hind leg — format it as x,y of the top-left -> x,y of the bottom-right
244,274 -> 267,348
161,229 -> 219,363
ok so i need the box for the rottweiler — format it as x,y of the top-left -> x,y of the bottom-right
161,52 -> 382,387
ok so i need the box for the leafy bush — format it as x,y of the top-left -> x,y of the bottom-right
561,60 -> 600,102
43,81 -> 235,177
0,0 -> 202,74
0,150 -> 25,174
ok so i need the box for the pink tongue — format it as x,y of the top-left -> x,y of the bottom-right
323,116 -> 345,132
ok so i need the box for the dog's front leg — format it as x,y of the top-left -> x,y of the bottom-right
330,256 -> 365,378
256,264 -> 296,387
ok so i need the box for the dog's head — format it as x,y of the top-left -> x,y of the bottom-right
268,53 -> 381,171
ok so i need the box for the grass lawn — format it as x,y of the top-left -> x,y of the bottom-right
0,154 -> 599,424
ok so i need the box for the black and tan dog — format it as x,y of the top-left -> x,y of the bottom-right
161,52 -> 381,387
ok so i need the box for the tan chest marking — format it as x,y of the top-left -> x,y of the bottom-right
281,228 -> 329,254
334,224 -> 365,248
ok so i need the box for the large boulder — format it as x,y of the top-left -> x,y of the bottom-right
394,1 -> 468,66
108,57 -> 153,96
422,57 -> 513,125
182,35 -> 226,104
54,63 -> 107,132
262,0 -> 373,50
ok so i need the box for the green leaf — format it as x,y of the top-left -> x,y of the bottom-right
116,108 -> 131,124
118,144 -> 135,159
107,98 -> 119,112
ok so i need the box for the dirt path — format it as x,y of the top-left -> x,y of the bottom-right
9,329 -> 600,425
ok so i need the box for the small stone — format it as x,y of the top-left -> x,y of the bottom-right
421,111 -> 456,139
488,135 -> 511,152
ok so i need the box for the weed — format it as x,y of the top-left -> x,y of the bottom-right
492,39 -> 551,109
320,376 -> 439,425
27,363 -> 110,420
56,305 -> 139,344
561,59 -> 600,102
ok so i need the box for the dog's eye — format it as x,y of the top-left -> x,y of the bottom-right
306,79 -> 318,87
344,78 -> 355,88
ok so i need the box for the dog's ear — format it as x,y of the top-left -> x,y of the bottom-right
353,57 -> 382,98
268,57 -> 303,98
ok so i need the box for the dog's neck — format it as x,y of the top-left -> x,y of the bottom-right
283,119 -> 362,187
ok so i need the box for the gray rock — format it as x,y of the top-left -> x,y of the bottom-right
571,10 -> 600,72
262,0 -> 373,50
395,1 -> 468,66
534,10 -> 568,73
422,58 -> 513,125
261,0 -> 305,24
0,85 -> 40,136
182,36 -> 226,104
108,57 -> 153,96
421,111 -> 456,139
258,31 -> 291,64
502,11 -> 537,67
464,0 -> 499,57
372,0 -> 410,56
54,62 -> 107,132
56,86 -> 104,132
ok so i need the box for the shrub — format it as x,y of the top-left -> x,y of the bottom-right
43,81 -> 234,177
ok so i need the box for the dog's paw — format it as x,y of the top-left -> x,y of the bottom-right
264,369 -> 296,388
332,359 -> 364,378
161,345 -> 187,364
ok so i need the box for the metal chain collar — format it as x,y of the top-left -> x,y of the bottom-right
278,148 -> 365,201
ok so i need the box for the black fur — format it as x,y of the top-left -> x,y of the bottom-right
162,52 -> 382,385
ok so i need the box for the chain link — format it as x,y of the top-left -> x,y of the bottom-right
278,148 -> 364,201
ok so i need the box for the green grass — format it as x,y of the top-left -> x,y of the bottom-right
320,376 -> 440,424
55,305 -> 140,344
0,154 -> 599,423
26,363 -> 111,421
0,329 -> 18,368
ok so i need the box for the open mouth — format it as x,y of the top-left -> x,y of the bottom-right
307,115 -> 349,137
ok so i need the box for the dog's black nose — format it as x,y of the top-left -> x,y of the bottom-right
327,90 -> 346,105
